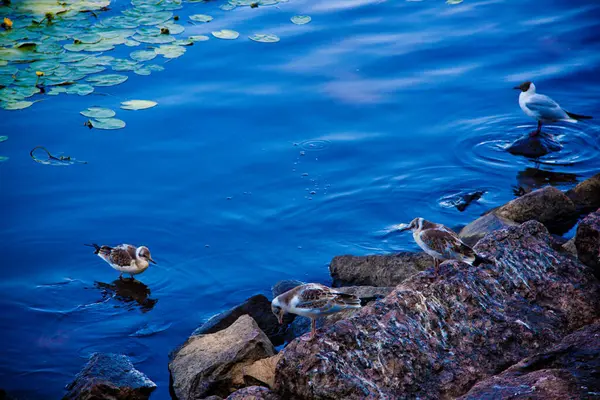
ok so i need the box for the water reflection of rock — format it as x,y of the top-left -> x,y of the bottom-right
95,279 -> 157,313
513,167 -> 578,196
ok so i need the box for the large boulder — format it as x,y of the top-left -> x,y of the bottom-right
226,386 -> 280,400
170,315 -> 275,400
329,252 -> 430,287
271,280 -> 303,298
575,209 -> 600,278
506,132 -> 562,158
459,321 -> 600,399
63,353 -> 156,400
495,186 -> 577,234
274,221 -> 600,399
192,294 -> 284,346
459,213 -> 518,247
243,353 -> 282,388
567,173 -> 600,213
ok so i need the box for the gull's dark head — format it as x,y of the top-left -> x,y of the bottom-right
513,81 -> 533,92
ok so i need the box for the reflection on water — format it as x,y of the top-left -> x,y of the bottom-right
513,167 -> 579,196
94,279 -> 157,313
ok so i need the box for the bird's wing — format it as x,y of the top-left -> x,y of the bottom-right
419,229 -> 475,259
525,94 -> 564,115
109,247 -> 134,266
295,284 -> 359,311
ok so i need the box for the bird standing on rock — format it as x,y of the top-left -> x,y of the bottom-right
514,81 -> 592,136
271,283 -> 361,340
86,243 -> 156,279
394,217 -> 493,275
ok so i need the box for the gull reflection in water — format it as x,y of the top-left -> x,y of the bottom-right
94,278 -> 157,313
513,167 -> 578,197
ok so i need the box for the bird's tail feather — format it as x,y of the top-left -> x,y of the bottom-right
334,292 -> 362,307
84,243 -> 101,254
566,111 -> 592,120
473,254 -> 494,266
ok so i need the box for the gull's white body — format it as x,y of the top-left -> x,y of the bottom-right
518,83 -> 575,123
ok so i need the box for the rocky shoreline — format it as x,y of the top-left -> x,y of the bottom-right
62,174 -> 600,400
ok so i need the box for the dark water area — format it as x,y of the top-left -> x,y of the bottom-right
1,0 -> 599,398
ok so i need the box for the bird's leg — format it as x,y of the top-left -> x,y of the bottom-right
531,120 -> 542,136
310,318 -> 316,340
119,273 -> 123,280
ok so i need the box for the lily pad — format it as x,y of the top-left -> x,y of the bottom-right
189,14 -> 213,23
90,118 -> 126,130
80,107 -> 116,118
86,74 -> 128,87
249,33 -> 280,43
446,0 -> 463,3
1,101 -> 34,110
154,45 -> 186,59
189,35 -> 210,42
120,100 -> 157,110
0,136 -> 7,142
0,156 -> 9,162
65,84 -> 95,96
291,15 -> 311,25
212,30 -> 239,40
130,50 -> 157,62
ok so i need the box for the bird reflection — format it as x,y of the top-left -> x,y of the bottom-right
513,167 -> 578,197
94,278 -> 157,313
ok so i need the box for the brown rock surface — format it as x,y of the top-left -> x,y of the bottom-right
459,212 -> 518,247
567,173 -> 600,213
243,353 -> 282,388
329,252 -> 430,287
170,315 -> 275,400
226,386 -> 280,400
459,321 -> 600,399
495,186 -> 577,234
274,221 -> 600,399
575,209 -> 600,278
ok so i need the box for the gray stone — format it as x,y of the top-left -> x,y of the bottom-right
459,212 -> 518,247
225,386 -> 280,400
271,280 -> 303,298
567,173 -> 600,213
562,238 -> 577,256
575,209 -> 600,278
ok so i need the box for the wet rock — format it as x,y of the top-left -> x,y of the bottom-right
459,213 -> 518,247
243,353 -> 282,388
192,294 -> 284,346
514,167 -> 578,196
567,173 -> 600,214
562,237 -> 577,255
575,209 -> 600,278
441,190 -> 486,212
495,186 -> 578,234
460,321 -> 600,400
271,280 -> 303,298
336,286 -> 394,304
63,353 -> 156,400
274,221 -> 600,399
170,315 -> 275,400
0,390 -> 17,400
225,386 -> 280,400
507,132 -> 562,158
329,252 -> 430,287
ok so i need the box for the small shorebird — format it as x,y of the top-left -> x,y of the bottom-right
86,243 -> 156,279
514,81 -> 592,136
271,283 -> 361,340
395,218 -> 492,274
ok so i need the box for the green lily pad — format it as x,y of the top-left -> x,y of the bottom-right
130,50 -> 157,62
132,33 -> 176,44
0,136 -> 7,143
291,15 -> 311,24
73,33 -> 103,44
47,87 -> 67,95
90,118 -> 126,130
249,33 -> 280,43
162,22 -> 185,35
190,14 -> 213,23
189,35 -> 210,42
134,66 -> 152,76
111,58 -> 140,72
65,84 -> 95,96
220,3 -> 236,10
212,30 -> 239,40
154,44 -> 186,59
0,156 -> 9,162
446,0 -> 463,3
120,100 -> 157,110
80,107 -> 116,118
86,74 -> 128,87
2,101 -> 34,110
64,42 -> 116,52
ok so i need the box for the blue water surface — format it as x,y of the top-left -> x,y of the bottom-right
1,0 -> 599,398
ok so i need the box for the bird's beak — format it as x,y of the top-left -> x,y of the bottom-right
149,258 -> 157,265
277,310 -> 284,325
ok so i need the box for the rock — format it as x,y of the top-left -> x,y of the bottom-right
507,132 -> 562,158
243,353 -> 282,388
192,294 -> 284,346
271,280 -> 303,298
562,237 -> 577,255
459,321 -> 600,400
225,386 -> 280,400
567,173 -> 600,213
170,315 -> 275,400
329,252 -> 430,287
441,190 -> 486,212
63,353 -> 156,400
0,390 -> 17,400
274,221 -> 600,399
459,213 -> 519,247
495,186 -> 578,234
575,209 -> 600,278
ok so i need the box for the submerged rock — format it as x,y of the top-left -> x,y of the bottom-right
575,209 -> 600,278
63,353 -> 156,400
567,173 -> 600,214
192,294 -> 284,346
170,315 -> 275,400
459,212 -> 518,247
460,321 -> 600,399
495,186 -> 578,234
329,252 -> 430,287
507,132 -> 562,158
225,386 -> 280,400
274,221 -> 600,399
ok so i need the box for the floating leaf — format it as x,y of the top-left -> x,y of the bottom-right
249,33 -> 280,43
47,87 -> 67,95
86,74 -> 128,87
162,22 -> 185,35
212,30 -> 239,40
0,156 -> 8,162
90,118 -> 126,130
132,33 -> 176,44
190,14 -> 213,23
291,15 -> 311,25
154,44 -> 186,59
189,35 -> 209,42
2,101 -> 34,110
73,33 -> 102,44
446,0 -> 463,3
65,84 -> 95,96
120,100 -> 157,110
80,107 -> 116,119
220,3 -> 236,10
0,136 -> 7,143
130,50 -> 157,62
